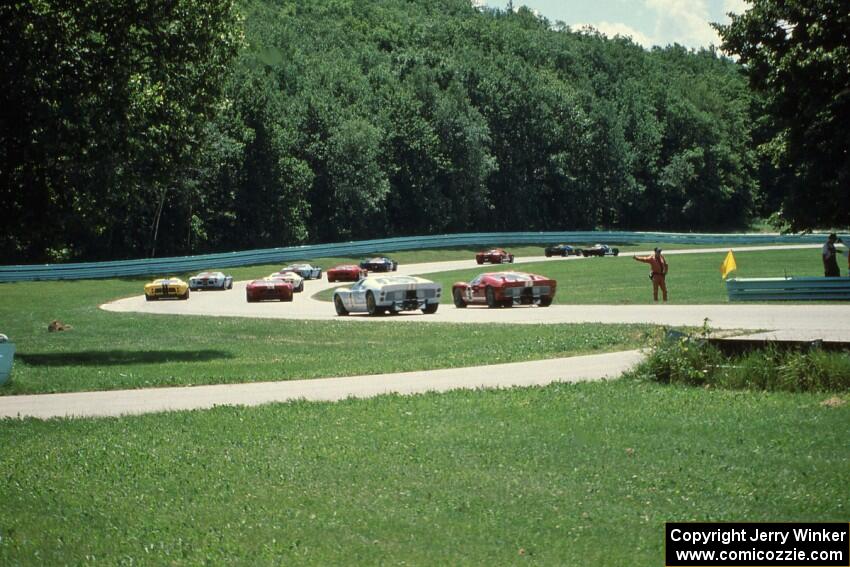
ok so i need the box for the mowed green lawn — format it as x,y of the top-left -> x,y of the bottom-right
316,247 -> 826,304
1,379 -> 847,566
0,246 -> 829,395
0,272 -> 656,395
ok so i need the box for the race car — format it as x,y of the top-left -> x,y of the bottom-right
581,244 -> 620,257
359,257 -> 398,272
475,248 -> 514,264
246,278 -> 293,302
326,264 -> 367,283
268,271 -> 304,292
333,275 -> 441,316
280,263 -> 322,280
544,244 -> 583,257
144,277 -> 190,301
452,271 -> 556,308
188,271 -> 233,291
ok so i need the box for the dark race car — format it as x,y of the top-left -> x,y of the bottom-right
581,244 -> 620,257
544,244 -> 583,257
246,278 -> 294,302
359,257 -> 398,272
475,248 -> 514,265
327,264 -> 367,283
452,271 -> 556,308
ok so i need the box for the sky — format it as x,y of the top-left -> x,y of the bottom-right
478,0 -> 749,50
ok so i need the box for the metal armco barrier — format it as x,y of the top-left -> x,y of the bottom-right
727,277 -> 850,301
0,231 -> 830,283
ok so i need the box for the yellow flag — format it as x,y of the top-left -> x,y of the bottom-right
720,250 -> 737,279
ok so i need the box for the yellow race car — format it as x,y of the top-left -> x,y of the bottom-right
144,277 -> 190,301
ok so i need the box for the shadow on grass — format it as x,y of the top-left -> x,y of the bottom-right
17,349 -> 233,366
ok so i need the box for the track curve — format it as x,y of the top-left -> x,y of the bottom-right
102,245 -> 850,340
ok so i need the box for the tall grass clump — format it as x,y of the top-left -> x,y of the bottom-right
635,337 -> 850,393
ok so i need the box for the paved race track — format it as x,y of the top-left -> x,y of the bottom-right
103,245 -> 850,341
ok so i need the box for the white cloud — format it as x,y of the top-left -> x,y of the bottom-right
573,21 -> 656,48
722,0 -> 748,16
645,0 -> 720,48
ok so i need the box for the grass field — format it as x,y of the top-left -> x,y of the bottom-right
315,247 -> 826,304
1,379 -> 847,565
0,245 -> 831,395
2,243 -> 846,565
0,273 -> 657,395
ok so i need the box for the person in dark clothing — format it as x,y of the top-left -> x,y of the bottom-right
823,233 -> 842,277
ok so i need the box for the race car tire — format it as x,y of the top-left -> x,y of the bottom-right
581,251 -> 589,257
145,294 -> 156,302
612,248 -> 620,256
545,251 -> 552,257
539,297 -> 553,307
476,257 -> 484,265
453,289 -> 467,308
228,281 -> 233,290
422,303 -> 438,314
328,275 -> 335,283
485,286 -> 498,309
296,282 -> 304,293
509,256 -> 514,263
366,292 -> 380,316
180,290 -> 190,300
246,293 -> 256,303
334,295 -> 349,316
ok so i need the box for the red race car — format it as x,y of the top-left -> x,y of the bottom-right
475,248 -> 514,265
452,271 -> 556,308
246,278 -> 293,302
327,264 -> 367,283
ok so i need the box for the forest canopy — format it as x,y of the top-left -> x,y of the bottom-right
2,0 -> 773,262
715,0 -> 850,232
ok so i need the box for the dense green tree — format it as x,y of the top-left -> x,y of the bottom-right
715,0 -> 850,230
0,0 -> 241,262
1,0 -> 770,263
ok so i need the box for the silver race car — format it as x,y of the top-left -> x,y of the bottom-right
280,263 -> 323,280
333,275 -> 441,316
188,271 -> 233,291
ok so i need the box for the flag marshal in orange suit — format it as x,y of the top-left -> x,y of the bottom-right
633,247 -> 668,302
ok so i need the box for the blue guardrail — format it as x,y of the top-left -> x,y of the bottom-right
0,231 -> 829,283
727,277 -> 850,301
